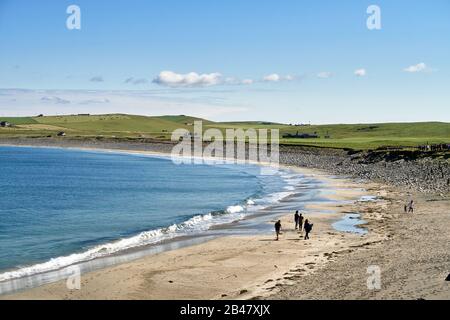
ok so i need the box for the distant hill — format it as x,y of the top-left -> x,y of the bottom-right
0,114 -> 449,150
157,115 -> 214,125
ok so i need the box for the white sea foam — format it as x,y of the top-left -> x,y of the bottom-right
267,191 -> 295,203
0,169 -> 305,283
226,205 -> 244,214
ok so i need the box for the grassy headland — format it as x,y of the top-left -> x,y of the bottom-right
0,114 -> 449,151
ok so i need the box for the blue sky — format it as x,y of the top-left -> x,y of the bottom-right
0,0 -> 449,123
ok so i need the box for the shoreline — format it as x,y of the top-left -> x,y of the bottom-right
1,141 -> 448,300
2,179 -> 379,300
0,143 -> 375,299
0,144 -> 334,292
0,144 -> 298,284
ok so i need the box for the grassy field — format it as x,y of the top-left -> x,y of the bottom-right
213,122 -> 450,149
1,114 -> 449,150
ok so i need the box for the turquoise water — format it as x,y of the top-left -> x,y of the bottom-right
0,146 -> 294,281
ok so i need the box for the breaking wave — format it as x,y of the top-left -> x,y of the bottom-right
0,169 -> 302,282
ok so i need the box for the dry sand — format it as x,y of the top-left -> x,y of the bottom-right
269,188 -> 450,300
1,149 -> 448,300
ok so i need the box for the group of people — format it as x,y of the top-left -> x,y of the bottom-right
274,210 -> 313,241
275,199 -> 416,241
404,200 -> 414,213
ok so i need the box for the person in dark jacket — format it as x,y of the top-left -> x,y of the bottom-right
275,220 -> 282,241
408,200 -> 414,213
294,211 -> 299,229
304,219 -> 313,240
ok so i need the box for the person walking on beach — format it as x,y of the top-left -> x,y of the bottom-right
298,213 -> 304,233
294,211 -> 299,230
304,219 -> 313,240
408,200 -> 414,213
275,220 -> 282,241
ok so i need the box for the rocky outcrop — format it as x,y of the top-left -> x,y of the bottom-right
280,146 -> 450,194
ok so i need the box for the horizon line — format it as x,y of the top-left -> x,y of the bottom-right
1,113 -> 448,126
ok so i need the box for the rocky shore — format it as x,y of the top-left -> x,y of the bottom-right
1,137 -> 448,194
279,146 -> 450,194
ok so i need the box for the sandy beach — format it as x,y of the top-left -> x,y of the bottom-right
270,188 -> 450,300
0,145 -> 448,300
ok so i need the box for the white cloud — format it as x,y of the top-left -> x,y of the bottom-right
263,74 -> 280,82
317,72 -> 333,79
262,74 -> 294,82
153,71 -> 256,87
354,69 -> 366,77
152,71 -> 299,87
403,62 -> 427,73
153,71 -> 222,88
225,77 -> 254,85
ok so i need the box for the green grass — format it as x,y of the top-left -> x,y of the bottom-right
0,117 -> 38,125
218,122 -> 450,149
34,114 -> 188,135
1,114 -> 449,150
